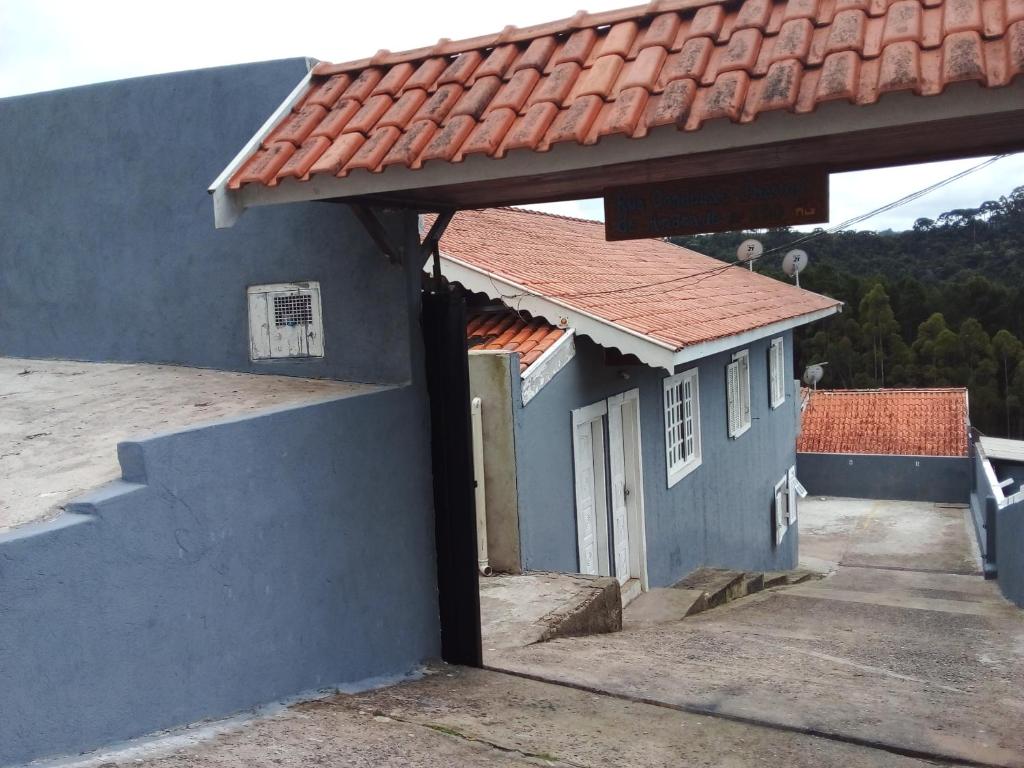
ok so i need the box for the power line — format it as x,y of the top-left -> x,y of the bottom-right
544,153 -> 1010,302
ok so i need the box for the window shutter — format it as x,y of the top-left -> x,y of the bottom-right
740,354 -> 751,424
726,361 -> 739,437
774,479 -> 788,546
788,466 -> 799,524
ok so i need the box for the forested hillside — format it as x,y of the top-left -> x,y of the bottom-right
672,186 -> 1024,438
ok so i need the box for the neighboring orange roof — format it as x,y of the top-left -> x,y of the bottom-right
797,388 -> 970,456
229,0 -> 1024,189
436,207 -> 840,352
467,308 -> 565,372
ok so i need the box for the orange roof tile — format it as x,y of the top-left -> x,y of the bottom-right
229,0 -> 1024,190
436,207 -> 840,352
797,388 -> 970,456
467,308 -> 565,372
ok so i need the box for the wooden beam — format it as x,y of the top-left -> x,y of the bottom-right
356,109 -> 1024,212
351,204 -> 402,264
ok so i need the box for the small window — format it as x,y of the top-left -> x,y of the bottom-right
664,368 -> 702,486
768,337 -> 785,409
726,350 -> 751,438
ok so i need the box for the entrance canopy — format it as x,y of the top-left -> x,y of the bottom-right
211,0 -> 1024,227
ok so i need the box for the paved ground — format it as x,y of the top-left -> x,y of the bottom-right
480,572 -> 620,656
0,357 -> 372,532
490,498 -> 1024,767
42,497 -> 1023,768
55,667 -> 953,768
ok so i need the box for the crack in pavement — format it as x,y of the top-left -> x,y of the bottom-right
488,666 -> 1017,768
326,697 -> 588,768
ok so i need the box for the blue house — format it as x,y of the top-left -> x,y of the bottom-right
438,207 -> 842,597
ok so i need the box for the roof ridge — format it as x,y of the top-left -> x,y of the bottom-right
313,0 -> 729,76
811,388 -> 968,394
505,205 -> 604,227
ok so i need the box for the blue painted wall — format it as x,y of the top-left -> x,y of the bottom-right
995,489 -> 1024,607
797,453 -> 970,503
0,60 -> 411,384
0,385 -> 439,766
512,332 -> 800,588
972,453 -> 1024,607
0,64 -> 440,765
969,449 -> 998,573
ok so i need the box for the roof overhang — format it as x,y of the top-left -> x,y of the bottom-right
671,303 -> 841,368
440,253 -> 840,373
211,80 -> 1024,228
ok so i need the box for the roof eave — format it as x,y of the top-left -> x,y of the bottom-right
439,254 -> 678,373
211,81 -> 1024,227
208,67 -> 316,228
671,302 -> 842,368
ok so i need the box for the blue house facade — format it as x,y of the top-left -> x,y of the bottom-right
444,207 -> 842,596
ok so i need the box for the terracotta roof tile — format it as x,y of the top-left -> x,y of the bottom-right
466,308 -> 565,373
433,207 -> 840,352
229,0 -> 1022,190
797,388 -> 969,456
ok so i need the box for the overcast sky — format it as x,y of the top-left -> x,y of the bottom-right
2,0 -> 1020,231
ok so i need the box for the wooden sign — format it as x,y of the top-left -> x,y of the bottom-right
604,169 -> 828,241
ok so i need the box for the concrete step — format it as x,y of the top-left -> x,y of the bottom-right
480,572 -> 622,656
673,567 -> 745,609
737,573 -> 765,597
622,588 -> 707,629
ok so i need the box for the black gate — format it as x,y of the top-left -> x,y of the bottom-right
422,285 -> 483,667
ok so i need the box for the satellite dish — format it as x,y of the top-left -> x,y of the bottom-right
736,239 -> 763,262
782,249 -> 809,276
782,249 -> 809,286
802,362 -> 828,389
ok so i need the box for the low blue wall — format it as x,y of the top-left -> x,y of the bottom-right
0,386 -> 439,766
797,453 -> 970,504
969,449 -> 998,573
996,495 -> 1024,607
975,455 -> 1024,607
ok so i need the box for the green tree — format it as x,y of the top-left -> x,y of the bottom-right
912,313 -> 950,370
992,330 -> 1023,436
859,284 -> 900,386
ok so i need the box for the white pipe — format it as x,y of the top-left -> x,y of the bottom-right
471,397 -> 492,576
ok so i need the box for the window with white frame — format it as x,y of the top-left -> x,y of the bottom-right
664,368 -> 701,486
726,349 -> 751,438
768,337 -> 785,409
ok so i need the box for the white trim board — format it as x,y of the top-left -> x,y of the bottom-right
209,69 -> 315,229
521,330 -> 575,406
442,254 -> 840,373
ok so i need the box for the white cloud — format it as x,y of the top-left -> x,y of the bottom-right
1,0 -> 1019,232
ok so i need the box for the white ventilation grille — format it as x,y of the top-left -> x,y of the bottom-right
274,294 -> 313,327
248,282 -> 324,360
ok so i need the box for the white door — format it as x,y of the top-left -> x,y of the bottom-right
572,401 -> 610,576
608,389 -> 648,590
607,394 -> 631,586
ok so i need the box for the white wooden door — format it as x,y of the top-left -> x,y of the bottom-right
607,394 -> 631,586
572,401 -> 609,576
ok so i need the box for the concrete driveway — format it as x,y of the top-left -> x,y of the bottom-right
52,498 -> 1022,768
489,498 -> 1024,767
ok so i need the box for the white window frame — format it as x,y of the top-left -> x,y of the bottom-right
663,368 -> 702,487
768,337 -> 785,409
726,349 -> 752,439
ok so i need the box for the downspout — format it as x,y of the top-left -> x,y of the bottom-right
470,397 -> 492,576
